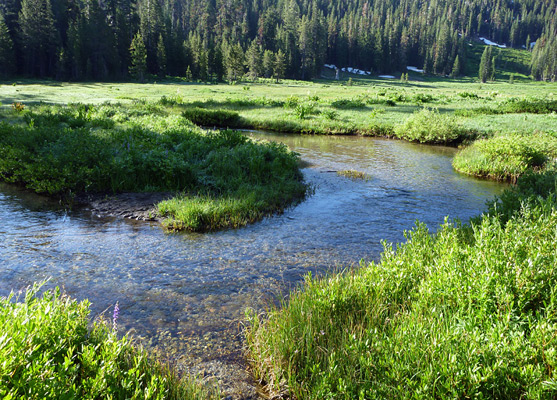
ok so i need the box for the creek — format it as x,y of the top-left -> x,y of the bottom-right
0,132 -> 507,397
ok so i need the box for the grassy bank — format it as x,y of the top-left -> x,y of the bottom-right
246,169 -> 557,399
453,133 -> 557,181
0,102 -> 306,231
2,78 -> 556,141
0,284 -> 216,399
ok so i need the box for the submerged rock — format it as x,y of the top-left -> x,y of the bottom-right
75,192 -> 173,221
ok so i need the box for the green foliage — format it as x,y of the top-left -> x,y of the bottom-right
483,168 -> 557,224
501,98 -> 557,114
247,172 -> 557,400
0,0 -> 552,81
283,96 -> 301,109
394,108 -> 469,144
293,102 -> 318,120
479,46 -> 496,83
129,33 -> 147,82
0,283 -> 215,399
331,98 -> 366,109
0,102 -> 306,231
158,136 -> 306,231
181,108 -> 242,128
0,14 -> 15,77
453,133 -> 557,181
457,91 -> 480,99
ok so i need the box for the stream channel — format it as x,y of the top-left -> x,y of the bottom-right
0,132 -> 507,398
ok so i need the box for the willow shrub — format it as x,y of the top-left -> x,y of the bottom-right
393,108 -> 471,144
453,133 -> 557,181
246,172 -> 557,400
0,284 -> 215,399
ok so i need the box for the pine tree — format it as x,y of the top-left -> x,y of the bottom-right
478,46 -> 493,83
274,49 -> 286,82
225,43 -> 245,82
245,39 -> 262,80
18,0 -> 59,76
451,55 -> 461,78
490,56 -> 496,81
262,50 -> 274,78
129,32 -> 147,82
0,14 -> 15,77
156,34 -> 166,77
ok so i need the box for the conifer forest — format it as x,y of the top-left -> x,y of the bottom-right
0,0 -> 556,81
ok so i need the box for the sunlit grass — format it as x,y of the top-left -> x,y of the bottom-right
246,170 -> 557,399
0,283 -> 217,399
0,102 -> 306,231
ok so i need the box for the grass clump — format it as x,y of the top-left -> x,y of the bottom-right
158,139 -> 306,232
181,107 -> 242,128
246,171 -> 557,400
394,108 -> 470,144
0,103 -> 306,231
336,170 -> 370,180
0,283 -> 215,399
457,98 -> 557,117
453,133 -> 557,181
331,98 -> 366,109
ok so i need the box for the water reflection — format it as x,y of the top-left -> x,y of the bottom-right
0,134 -> 506,396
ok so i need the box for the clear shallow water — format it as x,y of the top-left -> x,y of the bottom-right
0,133 -> 506,389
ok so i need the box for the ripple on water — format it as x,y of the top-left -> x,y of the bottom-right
0,135 -> 507,398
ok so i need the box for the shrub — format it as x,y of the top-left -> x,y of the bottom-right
0,283 -> 215,399
453,133 -> 557,181
457,91 -> 480,99
283,96 -> 300,109
0,103 -> 306,231
331,98 -> 366,109
322,110 -> 338,120
247,177 -> 557,400
394,108 -> 467,144
181,107 -> 242,128
293,102 -> 318,119
500,98 -> 557,114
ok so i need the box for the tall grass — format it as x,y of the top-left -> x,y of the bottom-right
393,108 -> 473,144
246,171 -> 557,399
0,283 -> 216,399
453,133 -> 557,181
0,103 -> 306,231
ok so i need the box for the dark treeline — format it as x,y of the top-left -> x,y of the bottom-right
0,0 -> 556,81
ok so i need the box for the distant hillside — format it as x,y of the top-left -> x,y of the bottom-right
0,0 -> 555,81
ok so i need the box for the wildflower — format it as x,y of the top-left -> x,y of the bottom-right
112,302 -> 120,331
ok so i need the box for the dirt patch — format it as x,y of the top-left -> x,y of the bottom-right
74,192 -> 173,221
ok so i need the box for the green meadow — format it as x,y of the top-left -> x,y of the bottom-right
1,72 -> 557,399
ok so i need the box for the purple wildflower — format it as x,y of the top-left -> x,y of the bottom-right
112,302 -> 120,331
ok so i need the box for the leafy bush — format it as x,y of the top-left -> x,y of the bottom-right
331,98 -> 366,109
457,91 -> 480,99
158,95 -> 183,106
0,283 -> 214,399
453,133 -> 557,180
394,108 -> 468,144
459,98 -> 557,116
247,176 -> 557,400
283,96 -> 300,109
412,93 -> 435,103
500,98 -> 557,114
181,107 -> 242,127
0,103 -> 306,231
483,168 -> 557,224
322,109 -> 338,120
293,102 -> 318,119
